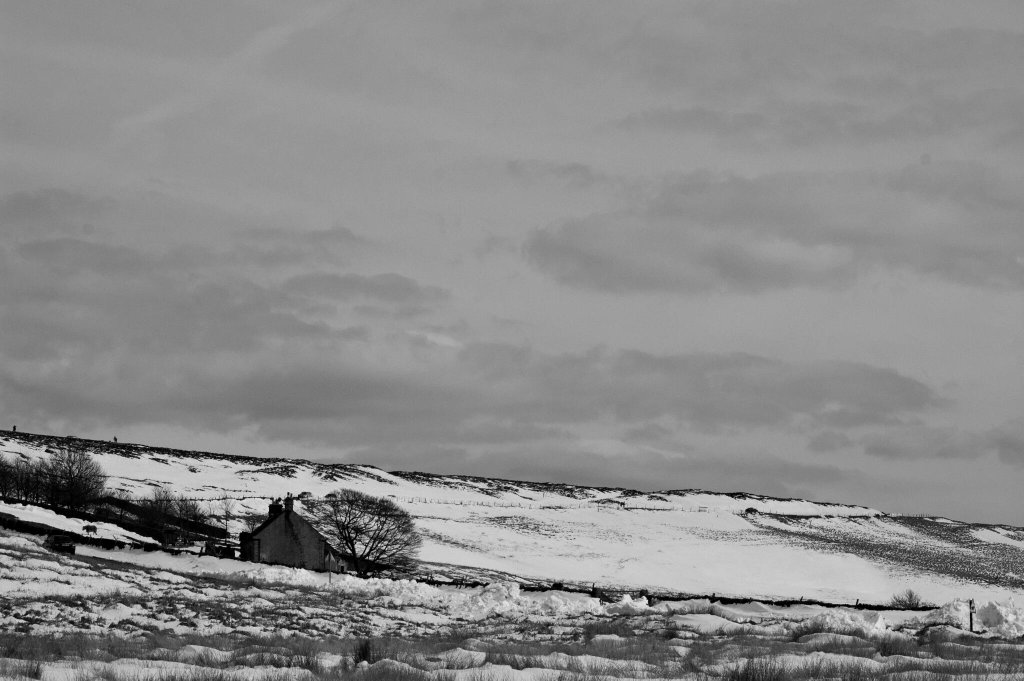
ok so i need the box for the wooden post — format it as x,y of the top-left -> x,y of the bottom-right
969,599 -> 975,633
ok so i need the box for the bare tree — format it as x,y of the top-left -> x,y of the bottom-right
139,487 -> 177,527
0,455 -> 13,498
109,488 -> 134,521
304,489 -> 421,576
174,496 -> 208,525
9,457 -> 47,503
218,498 -> 237,534
45,447 -> 107,510
239,511 -> 266,533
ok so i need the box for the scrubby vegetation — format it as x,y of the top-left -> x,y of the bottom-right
8,520 -> 1024,680
887,588 -> 928,609
4,623 -> 1024,680
0,447 -> 107,511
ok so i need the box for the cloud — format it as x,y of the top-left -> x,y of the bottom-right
113,2 -> 340,145
858,421 -> 1024,464
986,420 -> 1024,467
616,90 -> 1024,148
526,164 -> 1024,293
0,189 -> 115,237
505,159 -> 607,190
0,290 -> 943,456
459,344 -> 939,432
233,226 -> 376,269
282,272 -> 449,305
17,237 -> 150,276
807,430 -> 854,453
861,426 -> 987,460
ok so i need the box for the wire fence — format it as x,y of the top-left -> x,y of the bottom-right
123,493 -> 880,518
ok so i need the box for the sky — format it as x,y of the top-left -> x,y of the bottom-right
1,1 -> 1023,524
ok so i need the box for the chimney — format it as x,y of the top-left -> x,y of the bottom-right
284,493 -> 294,513
268,498 -> 283,518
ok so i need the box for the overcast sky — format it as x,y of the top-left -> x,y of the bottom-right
2,1 -> 1023,523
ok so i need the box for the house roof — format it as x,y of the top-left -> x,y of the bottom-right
249,508 -> 390,570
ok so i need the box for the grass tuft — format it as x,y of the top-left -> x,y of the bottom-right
724,656 -> 789,681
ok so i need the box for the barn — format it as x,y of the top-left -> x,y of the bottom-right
239,494 -> 356,573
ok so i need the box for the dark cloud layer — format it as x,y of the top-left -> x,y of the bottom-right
283,272 -> 449,305
859,422 -> 1024,465
0,189 -> 115,234
617,91 -> 1024,148
526,164 -> 1024,293
459,345 -> 939,431
0,207 -> 943,451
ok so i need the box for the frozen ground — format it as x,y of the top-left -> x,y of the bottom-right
5,430 -> 1024,680
4,528 -> 1024,680
3,432 -> 1024,605
6,432 -> 1024,602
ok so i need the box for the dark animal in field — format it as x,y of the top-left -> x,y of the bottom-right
83,525 -> 98,535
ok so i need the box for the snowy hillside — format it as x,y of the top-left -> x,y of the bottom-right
3,431 -> 1023,605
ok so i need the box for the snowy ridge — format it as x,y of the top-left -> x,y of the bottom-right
0,432 -> 878,515
3,431 -> 1023,605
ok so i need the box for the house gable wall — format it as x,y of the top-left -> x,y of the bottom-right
245,510 -> 357,573
251,512 -> 333,571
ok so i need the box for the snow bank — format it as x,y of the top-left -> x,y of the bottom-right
978,600 -> 1024,637
604,594 -> 650,615
459,581 -> 602,620
0,501 -> 154,543
922,599 -> 1024,637
796,609 -> 890,636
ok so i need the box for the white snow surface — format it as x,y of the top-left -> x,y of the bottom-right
0,500 -> 154,544
3,434 -> 1024,604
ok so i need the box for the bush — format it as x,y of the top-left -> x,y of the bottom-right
888,589 -> 926,609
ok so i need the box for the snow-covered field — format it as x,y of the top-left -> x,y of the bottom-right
4,432 -> 1024,606
4,528 -> 1024,680
5,432 -> 1024,679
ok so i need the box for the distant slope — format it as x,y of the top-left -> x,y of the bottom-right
3,431 -> 1022,604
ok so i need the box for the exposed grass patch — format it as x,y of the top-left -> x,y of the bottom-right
869,632 -> 919,658
0,657 -> 44,679
581,618 -> 634,640
7,610 -> 1024,681
724,655 -> 789,681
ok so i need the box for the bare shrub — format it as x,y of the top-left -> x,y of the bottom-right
791,619 -> 868,641
724,656 -> 789,681
355,661 -> 432,681
798,636 -> 876,659
581,618 -> 634,640
888,588 -> 927,609
0,658 -> 44,679
350,638 -> 422,666
870,633 -> 919,658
